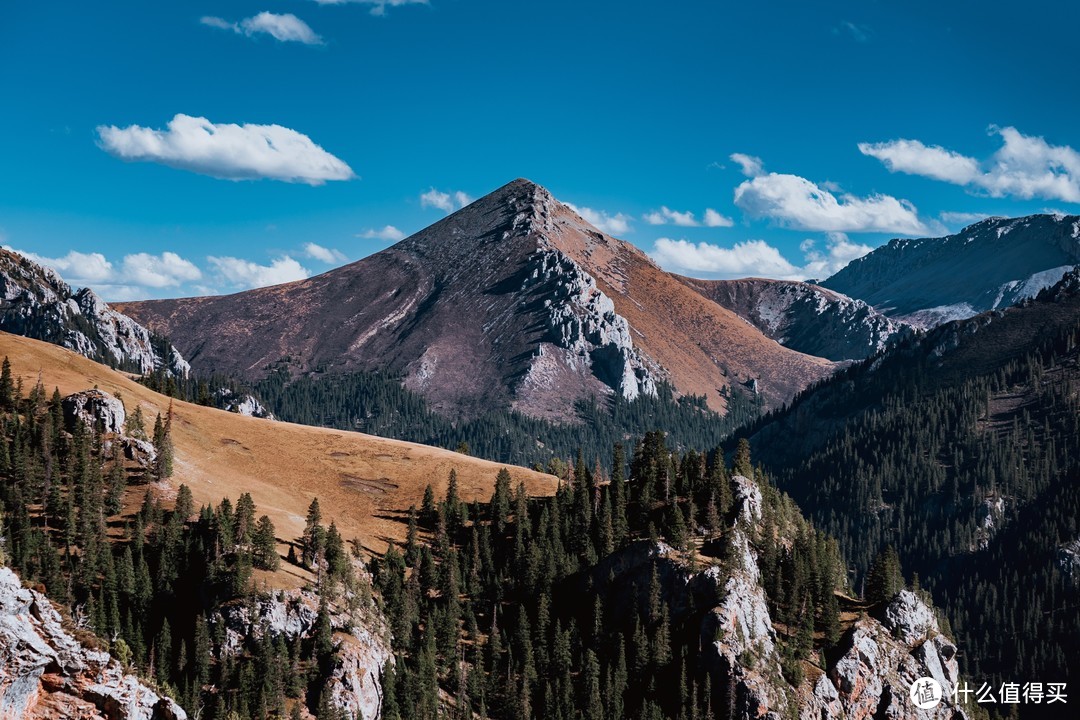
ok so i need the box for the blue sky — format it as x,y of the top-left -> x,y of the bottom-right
2,0 -> 1079,300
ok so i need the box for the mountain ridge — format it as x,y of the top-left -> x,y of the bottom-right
822,212 -> 1080,327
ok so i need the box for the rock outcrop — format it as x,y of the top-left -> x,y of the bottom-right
0,249 -> 189,377
214,388 -> 275,419
210,578 -> 391,720
61,389 -> 127,435
0,565 -> 186,720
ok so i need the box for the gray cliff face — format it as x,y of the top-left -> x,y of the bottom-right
522,247 -> 659,403
211,579 -> 391,720
0,566 -> 186,720
682,277 -> 913,361
0,249 -> 189,377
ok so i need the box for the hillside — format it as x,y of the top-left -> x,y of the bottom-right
822,213 -> 1080,327
0,331 -> 557,560
117,179 -> 834,419
678,276 -> 910,361
743,269 -> 1080,701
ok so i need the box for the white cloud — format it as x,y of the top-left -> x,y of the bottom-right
858,139 -> 980,184
644,206 -> 734,228
650,231 -> 873,281
121,252 -> 202,287
8,248 -> 202,293
730,153 -> 764,177
312,0 -> 429,16
97,113 -> 355,184
202,12 -> 323,44
733,172 -> 929,235
420,188 -> 472,213
644,206 -> 700,227
303,242 -> 348,263
652,238 -> 799,279
208,255 -> 310,289
564,203 -> 632,236
358,225 -> 406,242
860,126 -> 1080,203
704,208 -> 734,227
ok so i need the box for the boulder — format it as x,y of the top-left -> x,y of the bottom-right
61,390 -> 126,435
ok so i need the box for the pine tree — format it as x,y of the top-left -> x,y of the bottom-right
865,545 -> 904,604
253,515 -> 279,570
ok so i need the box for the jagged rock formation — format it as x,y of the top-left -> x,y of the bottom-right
0,566 -> 186,720
586,475 -> 967,720
0,249 -> 189,377
822,213 -> 1080,328
680,276 -> 913,361
211,578 -> 391,720
118,179 -> 834,419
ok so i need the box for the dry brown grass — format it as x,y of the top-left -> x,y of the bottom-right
0,331 -> 558,571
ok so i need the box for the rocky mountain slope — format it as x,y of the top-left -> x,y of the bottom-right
0,565 -> 187,720
0,249 -> 189,377
581,475 -> 967,720
117,179 -> 834,419
679,276 -> 912,361
822,213 -> 1080,327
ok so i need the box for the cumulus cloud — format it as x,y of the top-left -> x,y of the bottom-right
650,231 -> 873,281
651,238 -> 801,279
730,153 -> 764,177
564,203 -> 633,236
201,12 -> 323,44
208,255 -> 310,289
121,252 -> 202,287
733,172 -> 929,235
312,0 -> 429,16
703,208 -> 735,227
420,188 -> 473,213
97,113 -> 355,184
303,242 -> 347,263
859,126 -> 1080,203
358,225 -> 406,242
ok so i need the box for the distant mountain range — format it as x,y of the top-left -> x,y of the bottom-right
822,212 -> 1080,327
